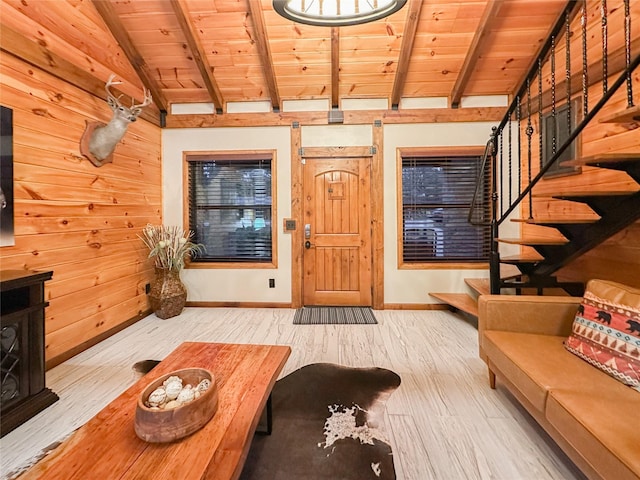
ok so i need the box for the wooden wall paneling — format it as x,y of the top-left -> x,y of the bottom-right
45,294 -> 150,365
557,223 -> 640,289
0,237 -> 150,283
45,259 -> 152,300
44,273 -> 150,331
1,34 -> 161,365
1,0 -> 146,103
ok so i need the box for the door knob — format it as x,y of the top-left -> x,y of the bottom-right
305,240 -> 312,249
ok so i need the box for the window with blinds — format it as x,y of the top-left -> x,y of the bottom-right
401,154 -> 490,263
187,153 -> 273,263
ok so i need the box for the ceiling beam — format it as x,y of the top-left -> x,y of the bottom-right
390,0 -> 422,109
247,0 -> 281,112
449,0 -> 503,109
92,0 -> 168,115
165,107 -> 507,128
0,24 -> 160,126
331,27 -> 340,109
170,0 -> 224,113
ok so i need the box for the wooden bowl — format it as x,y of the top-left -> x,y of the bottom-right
134,368 -> 218,443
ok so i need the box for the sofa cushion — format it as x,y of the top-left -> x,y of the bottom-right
546,387 -> 640,480
564,279 -> 640,393
483,331 -> 612,412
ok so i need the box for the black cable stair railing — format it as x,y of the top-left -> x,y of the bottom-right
469,0 -> 640,295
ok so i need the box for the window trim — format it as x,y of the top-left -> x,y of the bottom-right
396,146 -> 489,270
183,149 -> 278,269
541,96 -> 583,179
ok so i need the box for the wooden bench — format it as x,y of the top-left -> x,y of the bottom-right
19,342 -> 291,480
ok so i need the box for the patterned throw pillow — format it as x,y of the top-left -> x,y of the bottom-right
564,279 -> 640,393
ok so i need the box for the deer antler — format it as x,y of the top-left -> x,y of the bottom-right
131,87 -> 153,109
105,74 -> 124,108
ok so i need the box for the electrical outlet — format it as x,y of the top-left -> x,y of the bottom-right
269,278 -> 275,288
145,283 -> 151,294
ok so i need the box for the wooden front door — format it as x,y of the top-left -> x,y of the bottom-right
302,157 -> 372,306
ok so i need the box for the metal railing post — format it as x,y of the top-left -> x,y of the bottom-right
488,127 -> 501,294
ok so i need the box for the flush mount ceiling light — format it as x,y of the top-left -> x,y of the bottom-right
273,0 -> 407,27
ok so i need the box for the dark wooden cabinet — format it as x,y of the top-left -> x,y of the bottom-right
1,270 -> 58,437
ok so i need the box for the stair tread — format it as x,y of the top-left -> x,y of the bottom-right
497,237 -> 568,245
464,278 -> 490,295
553,190 -> 639,197
598,105 -> 640,124
533,189 -> 639,198
561,153 -> 640,167
500,253 -> 545,263
510,217 -> 599,224
429,292 -> 478,317
501,277 -> 583,288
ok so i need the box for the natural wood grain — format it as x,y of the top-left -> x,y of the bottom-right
18,342 -> 291,480
390,0 -> 422,107
91,0 -> 168,113
428,292 -> 479,316
246,0 -> 279,111
496,237 -> 568,245
464,277 -> 490,296
450,0 -> 502,108
599,104 -> 640,123
330,27 -> 339,109
372,121 -> 384,310
170,0 -> 224,111
303,157 -> 372,305
0,38 -> 162,365
163,107 -> 507,128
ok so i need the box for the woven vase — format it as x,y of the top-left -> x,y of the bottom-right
149,267 -> 187,319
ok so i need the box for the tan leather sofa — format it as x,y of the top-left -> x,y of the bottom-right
478,294 -> 640,480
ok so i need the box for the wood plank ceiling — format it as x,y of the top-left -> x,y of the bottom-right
58,0 -> 572,116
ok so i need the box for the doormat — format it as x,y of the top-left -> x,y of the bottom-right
293,306 -> 378,325
240,363 -> 401,480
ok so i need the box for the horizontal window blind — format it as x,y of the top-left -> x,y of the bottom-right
188,157 -> 272,263
401,155 -> 490,263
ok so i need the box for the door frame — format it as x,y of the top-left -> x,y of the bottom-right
290,122 -> 384,309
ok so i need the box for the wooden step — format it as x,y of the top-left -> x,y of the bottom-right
429,293 -> 478,317
561,153 -> 640,167
464,278 -> 490,295
500,253 -> 544,264
510,217 -> 599,225
598,105 -> 640,123
532,189 -> 639,199
500,263 -> 524,278
551,190 -> 639,198
496,237 -> 568,245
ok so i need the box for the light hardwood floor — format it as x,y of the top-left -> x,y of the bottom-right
0,308 -> 585,480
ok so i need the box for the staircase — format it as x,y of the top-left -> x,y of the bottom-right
431,1 -> 640,316
494,154 -> 640,295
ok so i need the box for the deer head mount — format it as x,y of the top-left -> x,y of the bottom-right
80,75 -> 153,167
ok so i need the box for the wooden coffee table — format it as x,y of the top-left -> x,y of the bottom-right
19,342 -> 291,480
